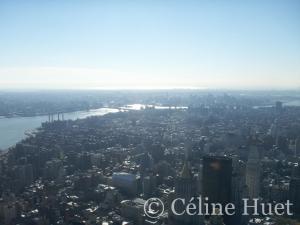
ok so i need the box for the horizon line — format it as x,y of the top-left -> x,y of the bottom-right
0,87 -> 300,92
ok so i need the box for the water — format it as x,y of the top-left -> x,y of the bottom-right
0,108 -> 119,150
284,100 -> 300,106
0,104 -> 187,150
122,104 -> 188,110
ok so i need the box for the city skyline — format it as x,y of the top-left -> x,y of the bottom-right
0,0 -> 300,90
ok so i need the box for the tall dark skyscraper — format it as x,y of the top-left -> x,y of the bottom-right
202,156 -> 232,225
296,137 -> 300,157
289,164 -> 300,218
231,157 -> 249,225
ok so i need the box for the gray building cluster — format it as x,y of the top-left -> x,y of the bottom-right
0,99 -> 299,225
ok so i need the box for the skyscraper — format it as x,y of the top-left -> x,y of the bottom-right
275,101 -> 283,113
231,157 -> 249,225
296,137 -> 300,157
289,164 -> 300,218
202,156 -> 232,225
171,160 -> 202,225
246,146 -> 261,199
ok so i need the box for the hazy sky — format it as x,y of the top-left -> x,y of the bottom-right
0,0 -> 299,90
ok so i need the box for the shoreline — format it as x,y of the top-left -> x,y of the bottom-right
0,107 -> 120,151
0,107 -> 111,119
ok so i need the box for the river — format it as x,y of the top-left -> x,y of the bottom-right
0,104 -> 187,150
0,108 -> 119,150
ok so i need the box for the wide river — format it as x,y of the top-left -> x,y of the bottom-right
0,108 -> 119,150
3,100 -> 298,151
0,104 -> 187,150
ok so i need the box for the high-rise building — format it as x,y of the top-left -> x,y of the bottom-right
120,198 -> 145,225
289,164 -> 300,218
202,156 -> 232,225
246,146 -> 261,199
231,157 -> 248,225
171,161 -> 202,225
275,101 -> 283,112
112,172 -> 138,196
269,121 -> 278,138
202,156 -> 232,205
142,174 -> 156,198
296,137 -> 300,157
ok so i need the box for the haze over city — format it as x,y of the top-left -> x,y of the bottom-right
0,0 -> 300,90
1,1 -> 300,225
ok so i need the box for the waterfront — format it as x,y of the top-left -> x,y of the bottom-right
0,108 -> 119,150
0,104 -> 185,150
1,100 -> 298,151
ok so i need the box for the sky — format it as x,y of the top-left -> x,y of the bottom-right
0,0 -> 299,90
